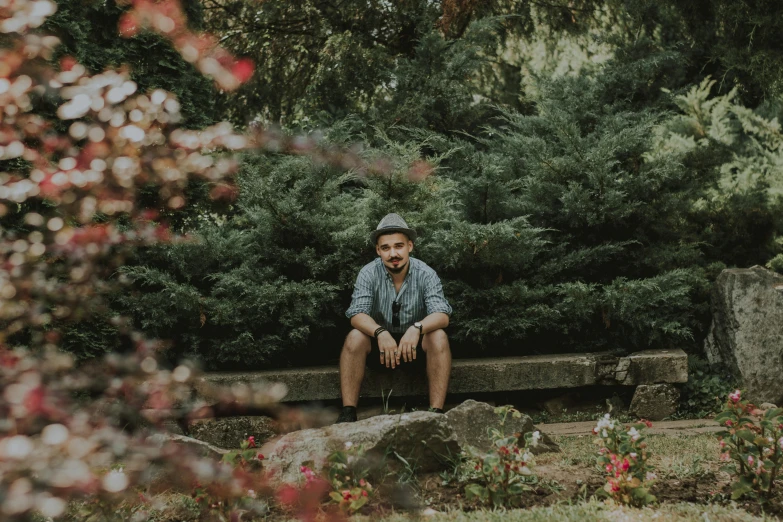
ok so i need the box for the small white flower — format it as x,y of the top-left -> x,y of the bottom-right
247,489 -> 256,499
627,427 -> 640,442
519,465 -> 532,476
102,469 -> 128,493
522,452 -> 533,462
595,414 -> 616,433
531,431 -> 541,446
645,471 -> 657,481
344,441 -> 353,449
601,429 -> 608,438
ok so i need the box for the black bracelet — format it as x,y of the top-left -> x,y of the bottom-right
374,326 -> 386,338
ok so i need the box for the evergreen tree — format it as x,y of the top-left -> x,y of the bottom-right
416,49 -> 712,355
117,123 -> 458,368
200,0 -> 631,125
53,1 -> 783,368
44,0 -> 217,128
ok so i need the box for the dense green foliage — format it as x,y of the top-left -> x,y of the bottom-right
44,0 -> 217,128
119,38 -> 781,368
46,0 -> 783,368
203,0 -> 783,125
200,0 -> 625,125
676,356 -> 736,418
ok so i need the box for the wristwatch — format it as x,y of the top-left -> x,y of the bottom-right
413,322 -> 423,333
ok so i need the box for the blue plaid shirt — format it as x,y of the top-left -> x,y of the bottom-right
346,257 -> 452,334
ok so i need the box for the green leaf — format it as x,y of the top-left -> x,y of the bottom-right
730,478 -> 753,500
394,451 -> 410,467
350,496 -> 368,511
465,484 -> 489,502
221,452 -> 238,465
490,489 -> 507,507
764,408 -> 783,419
329,491 -> 343,503
714,411 -> 736,424
507,482 -> 527,495
242,449 -> 257,461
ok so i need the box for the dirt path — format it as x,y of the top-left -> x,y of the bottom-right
539,418 -> 721,436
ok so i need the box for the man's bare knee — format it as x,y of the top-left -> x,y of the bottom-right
343,329 -> 371,356
422,329 -> 449,353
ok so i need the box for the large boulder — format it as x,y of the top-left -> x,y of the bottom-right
704,266 -> 783,404
444,400 -> 559,455
264,411 -> 459,484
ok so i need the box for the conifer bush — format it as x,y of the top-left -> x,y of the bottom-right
117,30 -> 782,368
44,2 -> 782,368
119,130 -> 457,367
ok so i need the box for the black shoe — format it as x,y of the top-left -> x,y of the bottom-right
336,406 -> 357,423
428,407 -> 444,414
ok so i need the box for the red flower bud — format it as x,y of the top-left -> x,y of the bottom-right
231,59 -> 255,83
60,56 -> 77,72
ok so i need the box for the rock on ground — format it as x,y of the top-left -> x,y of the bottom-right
445,399 -> 559,454
264,411 -> 459,484
629,384 -> 680,421
263,401 -> 559,484
188,416 -> 277,449
704,266 -> 783,405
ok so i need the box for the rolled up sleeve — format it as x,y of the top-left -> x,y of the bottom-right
423,273 -> 452,316
346,267 -> 374,318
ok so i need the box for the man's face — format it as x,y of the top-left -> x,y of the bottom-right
376,232 -> 413,274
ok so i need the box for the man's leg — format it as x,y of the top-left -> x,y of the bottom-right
421,329 -> 451,410
339,329 -> 371,408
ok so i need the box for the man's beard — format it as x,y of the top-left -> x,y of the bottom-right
386,259 -> 407,274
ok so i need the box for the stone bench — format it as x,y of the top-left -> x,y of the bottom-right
186,349 -> 688,448
196,348 -> 688,402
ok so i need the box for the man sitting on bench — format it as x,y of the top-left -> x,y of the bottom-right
336,213 -> 452,423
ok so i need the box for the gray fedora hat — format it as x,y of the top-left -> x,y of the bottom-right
371,213 -> 417,243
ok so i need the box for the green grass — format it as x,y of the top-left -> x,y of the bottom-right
61,433 -> 764,521
531,409 -> 635,425
362,499 -> 772,521
543,433 -> 721,479
646,434 -> 721,480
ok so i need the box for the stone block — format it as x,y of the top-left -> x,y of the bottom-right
704,266 -> 783,405
622,350 -> 688,386
199,349 -> 688,403
629,384 -> 680,421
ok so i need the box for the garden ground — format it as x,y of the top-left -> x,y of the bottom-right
404,429 -> 782,520
93,423 -> 782,521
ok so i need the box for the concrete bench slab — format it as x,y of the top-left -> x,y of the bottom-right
196,349 -> 687,403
